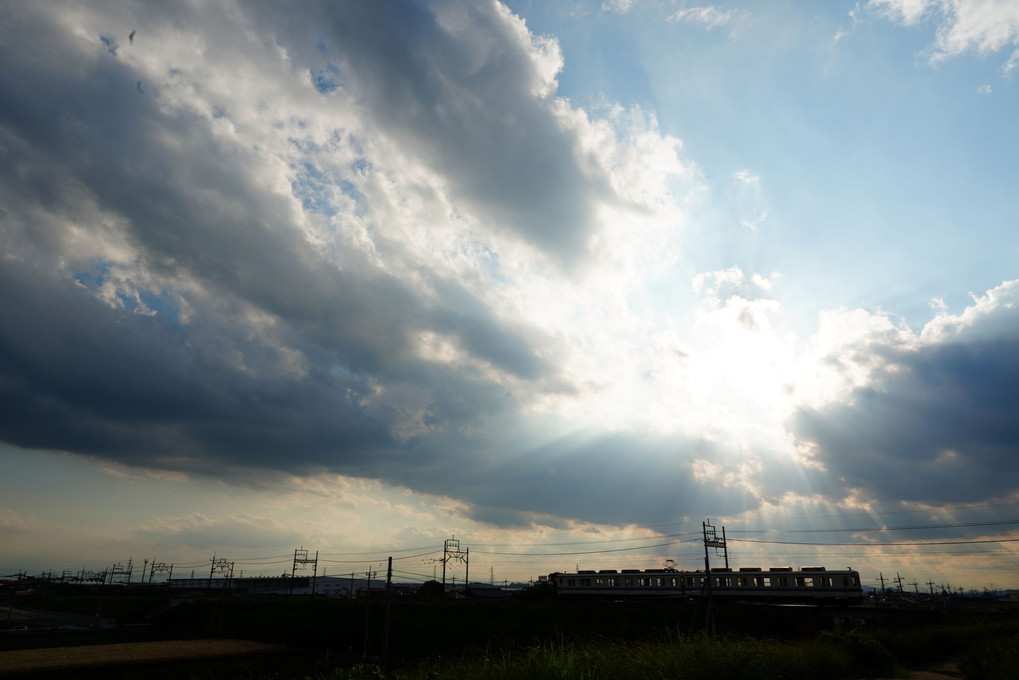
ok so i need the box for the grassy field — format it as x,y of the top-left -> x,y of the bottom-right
4,589 -> 1019,679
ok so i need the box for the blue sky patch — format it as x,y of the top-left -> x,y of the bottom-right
311,64 -> 345,94
100,35 -> 117,56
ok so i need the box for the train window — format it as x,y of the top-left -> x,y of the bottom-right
670,577 -> 678,587
624,578 -> 633,586
795,577 -> 805,587
762,577 -> 772,587
581,578 -> 591,586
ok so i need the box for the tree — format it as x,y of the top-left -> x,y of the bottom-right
513,578 -> 557,601
417,580 -> 444,600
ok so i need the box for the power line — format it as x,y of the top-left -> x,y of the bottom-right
319,545 -> 438,556
730,537 -> 1019,547
473,538 -> 702,557
468,531 -> 700,548
727,519 -> 1019,533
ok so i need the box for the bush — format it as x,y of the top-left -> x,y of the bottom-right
960,634 -> 1019,680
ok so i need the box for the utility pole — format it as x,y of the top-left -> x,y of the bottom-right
441,536 -> 469,599
109,559 -> 133,585
702,519 -> 727,635
94,568 -> 109,626
291,547 -> 319,596
363,568 -> 375,658
209,554 -> 234,594
383,557 -> 393,674
149,561 -> 173,585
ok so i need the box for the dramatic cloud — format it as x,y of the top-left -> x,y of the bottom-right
794,281 -> 1019,505
1,0 -> 1018,586
0,1 -> 699,529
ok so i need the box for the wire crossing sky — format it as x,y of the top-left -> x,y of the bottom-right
1,0 -> 1018,589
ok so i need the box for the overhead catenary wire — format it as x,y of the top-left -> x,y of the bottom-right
472,538 -> 703,558
10,511 -> 1019,580
726,519 -> 1019,534
730,537 -> 1019,547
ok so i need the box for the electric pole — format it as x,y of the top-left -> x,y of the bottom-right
363,568 -> 375,658
149,560 -> 173,585
702,519 -> 727,635
290,547 -> 319,596
441,536 -> 469,599
209,554 -> 234,594
383,557 -> 393,674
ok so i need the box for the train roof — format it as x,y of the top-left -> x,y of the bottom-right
559,565 -> 858,576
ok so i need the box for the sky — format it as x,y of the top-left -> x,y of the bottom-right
1,0 -> 1018,592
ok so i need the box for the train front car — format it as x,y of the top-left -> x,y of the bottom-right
553,566 -> 863,603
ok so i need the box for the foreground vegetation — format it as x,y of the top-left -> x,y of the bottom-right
172,602 -> 1019,680
5,586 -> 1019,679
389,630 -> 901,680
308,614 -> 1017,680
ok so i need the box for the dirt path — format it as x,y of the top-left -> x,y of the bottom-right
872,660 -> 963,680
0,639 -> 290,676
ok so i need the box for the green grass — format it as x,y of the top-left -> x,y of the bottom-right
11,590 -> 1019,679
301,632 -> 902,680
959,633 -> 1019,680
244,607 -> 1017,680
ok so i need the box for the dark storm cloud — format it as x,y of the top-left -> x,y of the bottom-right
0,4 -> 550,467
0,1 -> 733,532
261,0 -> 605,263
794,310 -> 1019,504
0,258 -> 390,469
1,6 -> 558,366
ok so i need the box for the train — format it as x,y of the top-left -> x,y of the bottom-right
551,565 -> 863,603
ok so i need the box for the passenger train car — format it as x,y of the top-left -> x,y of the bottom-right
552,566 -> 863,603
